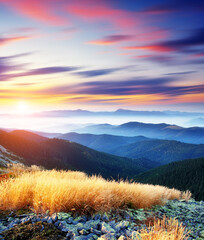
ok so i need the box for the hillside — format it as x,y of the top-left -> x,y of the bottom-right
0,130 -> 154,179
134,157 -> 204,201
58,132 -> 204,165
59,132 -> 149,153
110,139 -> 204,165
75,121 -> 204,144
0,145 -> 22,168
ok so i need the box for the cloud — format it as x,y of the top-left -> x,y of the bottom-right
0,53 -> 31,77
74,80 -> 204,97
0,53 -> 80,81
66,0 -> 138,29
0,0 -> 67,25
164,71 -> 197,76
74,67 -> 127,78
25,66 -> 79,76
42,76 -> 204,97
0,0 -> 138,28
1,66 -> 80,81
161,28 -> 204,50
144,0 -> 204,14
0,35 -> 31,47
123,28 -> 204,53
0,53 -> 130,81
87,35 -> 134,45
123,45 -> 172,52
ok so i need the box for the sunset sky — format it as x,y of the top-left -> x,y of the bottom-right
0,0 -> 204,114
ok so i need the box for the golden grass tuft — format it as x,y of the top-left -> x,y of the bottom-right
0,165 -> 191,214
134,216 -> 189,240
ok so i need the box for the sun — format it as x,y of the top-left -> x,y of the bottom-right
17,101 -> 28,115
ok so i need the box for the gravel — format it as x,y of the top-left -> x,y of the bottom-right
0,199 -> 203,239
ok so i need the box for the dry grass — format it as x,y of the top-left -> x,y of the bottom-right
0,165 -> 191,214
133,216 -> 189,240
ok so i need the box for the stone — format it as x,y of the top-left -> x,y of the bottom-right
58,212 -> 71,221
102,213 -> 109,221
98,233 -> 116,240
90,228 -> 101,235
83,220 -> 101,231
47,217 -> 53,224
76,223 -> 84,231
74,236 -> 90,240
101,222 -> 116,234
118,236 -> 126,240
79,229 -> 89,235
132,231 -> 142,240
51,213 -> 58,222
200,230 -> 204,238
115,221 -> 129,231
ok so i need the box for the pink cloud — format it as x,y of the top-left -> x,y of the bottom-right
0,0 -> 67,25
66,0 -> 138,29
87,35 -> 134,45
132,55 -> 153,59
122,44 -> 173,52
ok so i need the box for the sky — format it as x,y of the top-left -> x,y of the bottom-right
0,0 -> 204,114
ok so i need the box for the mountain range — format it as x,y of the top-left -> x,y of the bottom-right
0,128 -> 203,200
74,121 -> 204,144
187,118 -> 204,127
32,109 -> 204,118
0,130 -> 157,179
58,132 -> 204,165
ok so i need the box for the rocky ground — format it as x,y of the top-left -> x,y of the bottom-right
0,199 -> 203,240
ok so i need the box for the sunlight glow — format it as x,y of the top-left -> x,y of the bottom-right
16,101 -> 28,115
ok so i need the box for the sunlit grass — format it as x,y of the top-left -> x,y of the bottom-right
132,216 -> 189,240
0,164 -> 191,214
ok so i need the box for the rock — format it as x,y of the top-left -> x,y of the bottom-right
86,233 -> 98,240
79,229 -> 89,235
76,223 -> 84,231
36,217 -> 41,222
74,236 -> 90,240
83,220 -> 101,231
90,228 -> 101,235
74,216 -> 85,222
101,222 -> 116,234
41,216 -> 49,222
102,213 -> 109,221
200,230 -> 204,238
118,236 -> 126,240
21,216 -> 31,224
57,221 -> 67,230
132,231 -> 142,240
93,213 -> 101,221
58,212 -> 71,221
67,217 -> 74,224
115,221 -> 129,231
47,216 -> 53,224
54,220 -> 60,227
109,220 -> 116,228
98,233 -> 116,240
51,213 -> 58,222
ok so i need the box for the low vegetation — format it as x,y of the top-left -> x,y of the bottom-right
1,221 -> 66,240
134,216 -> 188,240
0,164 -> 191,214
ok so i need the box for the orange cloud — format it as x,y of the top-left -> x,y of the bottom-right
87,35 -> 134,45
0,35 -> 31,47
122,45 -> 172,52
